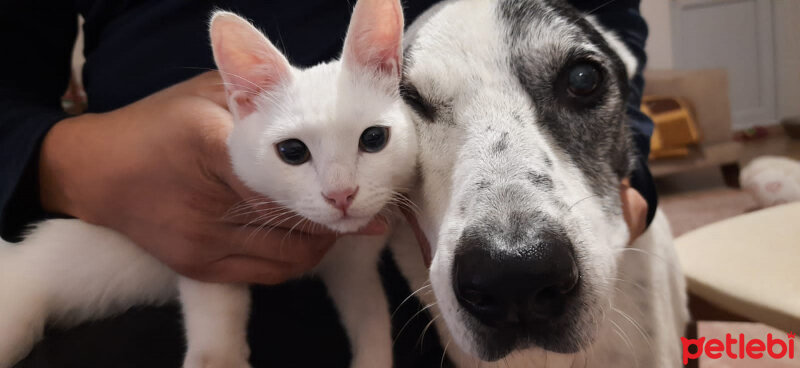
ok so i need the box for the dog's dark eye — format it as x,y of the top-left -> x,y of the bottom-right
554,60 -> 606,109
276,139 -> 310,165
359,126 -> 390,153
567,63 -> 601,97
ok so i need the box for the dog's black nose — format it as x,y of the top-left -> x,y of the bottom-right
453,232 -> 579,327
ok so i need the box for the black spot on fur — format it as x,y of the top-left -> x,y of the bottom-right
399,80 -> 455,125
527,171 -> 553,190
511,110 -> 525,127
476,180 -> 491,190
493,132 -> 509,152
400,82 -> 437,122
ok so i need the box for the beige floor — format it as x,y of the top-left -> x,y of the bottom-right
658,169 -> 758,237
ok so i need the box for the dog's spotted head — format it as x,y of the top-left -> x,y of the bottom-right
402,0 -> 638,361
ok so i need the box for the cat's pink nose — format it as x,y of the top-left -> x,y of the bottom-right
323,187 -> 359,212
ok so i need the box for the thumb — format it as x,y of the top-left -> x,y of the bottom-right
189,71 -> 230,109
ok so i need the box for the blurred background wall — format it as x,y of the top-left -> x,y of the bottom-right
641,0 -> 799,130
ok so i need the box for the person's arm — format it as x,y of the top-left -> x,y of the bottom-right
571,0 -> 658,232
1,9 -> 383,284
0,2 -> 78,242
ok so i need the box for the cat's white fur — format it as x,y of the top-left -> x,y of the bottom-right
0,1 -> 414,367
741,155 -> 800,208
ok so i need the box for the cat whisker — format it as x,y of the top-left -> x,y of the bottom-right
239,212 -> 294,244
243,211 -> 298,245
391,191 -> 422,213
613,248 -> 676,269
603,276 -> 658,298
214,68 -> 270,95
391,281 -> 432,319
441,339 -> 452,368
234,210 -> 292,240
586,0 -> 618,15
239,209 -> 293,231
281,217 -> 314,244
182,68 -> 295,116
417,313 -> 441,348
249,213 -> 306,257
386,194 -> 421,217
229,206 -> 291,223
612,306 -> 653,354
609,318 -> 638,367
393,302 -> 437,346
218,83 -> 261,96
224,197 -> 290,220
568,193 -> 600,212
262,213 -> 303,242
297,220 -> 313,237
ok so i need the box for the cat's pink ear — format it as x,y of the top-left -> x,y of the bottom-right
342,0 -> 404,80
210,11 -> 291,118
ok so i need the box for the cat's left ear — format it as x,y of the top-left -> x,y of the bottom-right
342,0 -> 404,82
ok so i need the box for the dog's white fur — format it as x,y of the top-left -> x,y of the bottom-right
389,0 -> 689,366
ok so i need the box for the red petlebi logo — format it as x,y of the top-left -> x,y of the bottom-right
682,332 -> 797,364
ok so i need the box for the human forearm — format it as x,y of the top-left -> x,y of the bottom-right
39,113 -> 114,221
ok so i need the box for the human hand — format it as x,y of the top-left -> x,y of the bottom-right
620,178 -> 648,244
39,71 -> 386,285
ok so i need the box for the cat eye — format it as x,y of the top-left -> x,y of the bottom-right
276,139 -> 310,165
359,126 -> 390,153
566,62 -> 602,97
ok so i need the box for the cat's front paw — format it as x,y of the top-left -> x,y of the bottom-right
0,317 -> 42,367
183,345 -> 251,368
350,350 -> 393,368
183,356 -> 252,368
0,298 -> 47,367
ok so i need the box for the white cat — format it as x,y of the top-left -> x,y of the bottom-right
0,1 -> 414,367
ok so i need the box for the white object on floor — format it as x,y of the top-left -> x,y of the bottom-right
740,155 -> 800,208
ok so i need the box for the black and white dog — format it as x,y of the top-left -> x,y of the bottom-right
390,0 -> 689,366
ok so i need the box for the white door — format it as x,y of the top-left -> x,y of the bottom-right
671,0 -> 777,130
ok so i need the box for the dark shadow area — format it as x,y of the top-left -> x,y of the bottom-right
15,250 -> 451,368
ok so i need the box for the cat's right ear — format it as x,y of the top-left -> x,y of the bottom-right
210,11 -> 291,119
342,0 -> 404,82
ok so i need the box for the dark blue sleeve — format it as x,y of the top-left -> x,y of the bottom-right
0,3 -> 78,241
570,0 -> 658,226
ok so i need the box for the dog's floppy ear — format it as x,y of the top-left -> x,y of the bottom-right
209,11 -> 292,119
341,0 -> 404,81
585,16 -> 638,79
